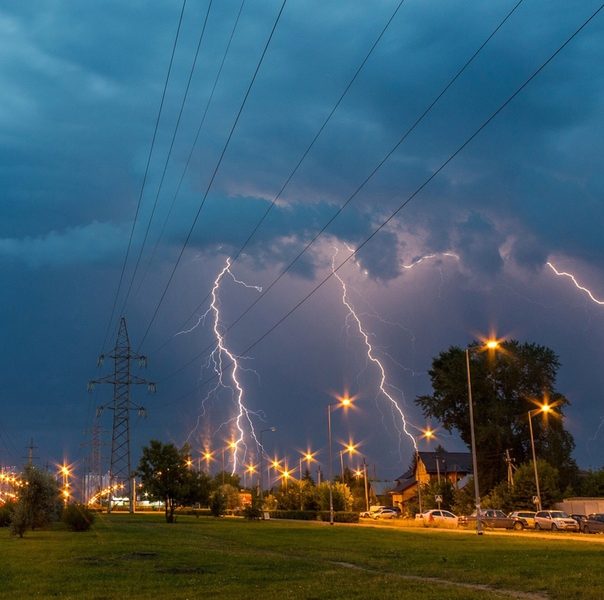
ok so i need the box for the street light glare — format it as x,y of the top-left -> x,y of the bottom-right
302,450 -> 316,463
344,443 -> 357,455
485,339 -> 499,350
423,428 -> 435,440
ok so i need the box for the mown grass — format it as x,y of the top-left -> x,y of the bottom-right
0,514 -> 602,599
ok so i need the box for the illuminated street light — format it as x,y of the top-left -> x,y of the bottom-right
58,463 -> 72,506
414,427 -> 437,514
244,464 -> 257,489
299,449 -> 317,480
202,449 -> 214,474
466,337 -> 502,536
278,467 -> 293,491
327,395 -> 354,525
258,427 -> 277,500
339,441 -> 358,478
528,401 -> 555,511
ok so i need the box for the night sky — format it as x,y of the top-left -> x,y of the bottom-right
2,0 -> 604,482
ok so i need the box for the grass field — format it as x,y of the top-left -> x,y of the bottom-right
1,514 -> 602,599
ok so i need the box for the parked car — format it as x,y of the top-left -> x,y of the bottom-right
371,507 -> 398,519
582,513 -> 604,534
459,509 -> 516,529
416,509 -> 458,526
508,510 -> 537,530
570,514 -> 588,532
360,505 -> 387,518
534,510 -> 579,531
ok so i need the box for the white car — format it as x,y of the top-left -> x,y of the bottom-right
371,507 -> 398,519
416,509 -> 459,526
534,510 -> 579,531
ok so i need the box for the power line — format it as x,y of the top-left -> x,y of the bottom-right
132,0 -> 248,304
120,0 -> 215,314
137,0 -> 289,351
152,0 -> 410,356
99,0 -> 188,353
157,0 -> 526,382
158,1 -> 604,407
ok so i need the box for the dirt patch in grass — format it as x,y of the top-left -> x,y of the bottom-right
332,561 -> 549,600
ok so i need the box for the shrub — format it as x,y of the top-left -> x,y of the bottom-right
0,502 -> 15,527
269,510 -> 318,521
318,511 -> 359,523
242,505 -> 262,520
62,503 -> 96,531
10,503 -> 29,538
210,490 -> 227,517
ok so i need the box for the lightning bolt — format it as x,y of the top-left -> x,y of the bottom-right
402,251 -> 460,270
331,247 -> 417,452
184,258 -> 263,472
546,261 -> 604,305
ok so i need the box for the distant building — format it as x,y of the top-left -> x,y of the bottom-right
555,497 -> 604,515
389,449 -> 472,512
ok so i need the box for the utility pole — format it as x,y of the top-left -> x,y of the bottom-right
81,420 -> 105,504
505,449 -> 516,488
23,438 -> 38,467
89,317 -> 155,514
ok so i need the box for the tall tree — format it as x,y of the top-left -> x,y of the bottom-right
137,440 -> 194,523
416,340 -> 577,494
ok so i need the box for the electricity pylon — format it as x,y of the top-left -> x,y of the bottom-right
88,317 -> 155,513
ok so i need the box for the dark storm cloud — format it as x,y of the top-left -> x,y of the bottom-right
2,0 -> 604,472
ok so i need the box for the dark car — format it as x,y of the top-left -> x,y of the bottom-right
570,514 -> 588,532
459,509 -> 516,529
583,513 -> 604,534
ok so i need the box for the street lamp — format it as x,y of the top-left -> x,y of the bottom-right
258,427 -> 276,500
465,338 -> 501,535
415,427 -> 435,515
202,449 -> 214,474
339,441 -> 358,478
327,394 -> 353,525
528,402 -> 553,512
59,464 -> 71,506
244,464 -> 257,489
281,467 -> 292,490
299,450 -> 316,480
222,441 -> 237,484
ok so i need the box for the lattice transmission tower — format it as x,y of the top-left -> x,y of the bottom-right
88,317 -> 155,512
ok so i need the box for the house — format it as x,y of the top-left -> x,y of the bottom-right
389,449 -> 472,513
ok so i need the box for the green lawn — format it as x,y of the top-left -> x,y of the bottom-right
0,514 -> 601,599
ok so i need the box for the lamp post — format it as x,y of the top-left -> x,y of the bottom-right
222,441 -> 237,485
299,450 -> 315,479
258,427 -> 276,500
327,395 -> 352,525
340,441 -> 358,480
465,339 -> 500,535
415,428 -> 434,515
528,402 -> 552,512
202,450 -> 213,475
362,457 -> 370,512
244,464 -> 256,489
59,464 -> 71,506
